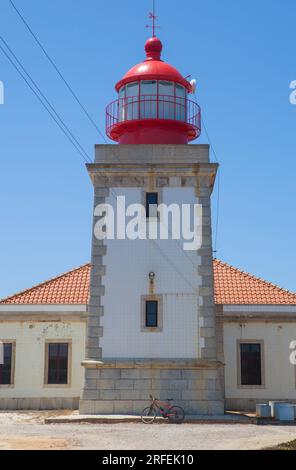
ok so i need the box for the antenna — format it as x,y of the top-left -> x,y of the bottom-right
146,0 -> 160,37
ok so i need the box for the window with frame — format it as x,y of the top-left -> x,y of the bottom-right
0,342 -> 13,385
126,82 -> 139,121
140,80 -> 157,119
146,192 -> 158,218
118,86 -> 126,122
158,81 -> 175,119
46,343 -> 69,385
145,300 -> 158,328
240,343 -> 262,386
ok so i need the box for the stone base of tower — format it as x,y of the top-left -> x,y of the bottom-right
79,360 -> 225,415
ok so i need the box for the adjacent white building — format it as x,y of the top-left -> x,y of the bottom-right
1,260 -> 295,411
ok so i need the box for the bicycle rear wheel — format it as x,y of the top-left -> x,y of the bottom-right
141,406 -> 157,424
167,406 -> 185,424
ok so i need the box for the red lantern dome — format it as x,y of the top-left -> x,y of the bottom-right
115,38 -> 192,92
106,36 -> 201,145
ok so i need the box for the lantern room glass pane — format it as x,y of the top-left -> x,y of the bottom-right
175,84 -> 186,121
140,81 -> 157,119
158,81 -> 175,119
118,86 -> 126,122
175,84 -> 185,98
158,81 -> 174,96
119,86 -> 125,98
126,82 -> 139,120
141,80 -> 157,95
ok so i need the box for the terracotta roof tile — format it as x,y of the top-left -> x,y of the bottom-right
1,260 -> 296,306
213,259 -> 296,305
0,264 -> 90,305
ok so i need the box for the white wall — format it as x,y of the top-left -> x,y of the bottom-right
224,321 -> 296,401
0,320 -> 85,398
101,188 -> 200,358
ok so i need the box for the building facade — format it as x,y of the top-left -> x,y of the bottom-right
1,261 -> 296,411
1,32 -> 295,414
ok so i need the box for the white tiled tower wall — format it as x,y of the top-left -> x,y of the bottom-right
101,187 -> 200,359
79,145 -> 225,415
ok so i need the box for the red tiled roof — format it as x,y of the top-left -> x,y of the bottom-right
1,260 -> 296,306
213,259 -> 296,305
0,264 -> 91,305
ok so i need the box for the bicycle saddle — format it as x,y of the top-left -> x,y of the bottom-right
167,398 -> 174,401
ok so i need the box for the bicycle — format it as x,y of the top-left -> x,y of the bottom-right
141,395 -> 185,424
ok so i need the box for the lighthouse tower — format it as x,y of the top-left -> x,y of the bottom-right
80,22 -> 224,415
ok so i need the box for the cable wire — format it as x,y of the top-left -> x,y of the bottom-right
9,0 -> 108,145
201,116 -> 219,164
197,100 -> 221,253
0,42 -> 91,164
0,36 -> 91,163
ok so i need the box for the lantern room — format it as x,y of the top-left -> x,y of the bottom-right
106,36 -> 201,145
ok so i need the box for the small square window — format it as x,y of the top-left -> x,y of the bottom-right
141,295 -> 163,332
146,192 -> 158,218
145,300 -> 158,328
0,343 -> 13,385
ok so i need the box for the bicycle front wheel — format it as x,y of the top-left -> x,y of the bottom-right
167,406 -> 185,424
141,406 -> 157,424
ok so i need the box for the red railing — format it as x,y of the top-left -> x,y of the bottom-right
106,94 -> 201,139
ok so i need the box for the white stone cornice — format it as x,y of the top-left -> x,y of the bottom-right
223,305 -> 296,313
0,304 -> 87,312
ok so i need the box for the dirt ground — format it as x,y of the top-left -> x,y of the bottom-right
1,411 -> 296,450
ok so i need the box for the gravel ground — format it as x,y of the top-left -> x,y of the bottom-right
0,411 -> 296,450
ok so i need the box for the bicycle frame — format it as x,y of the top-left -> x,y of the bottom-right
150,397 -> 175,418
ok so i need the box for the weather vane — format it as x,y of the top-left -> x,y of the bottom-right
146,0 -> 160,37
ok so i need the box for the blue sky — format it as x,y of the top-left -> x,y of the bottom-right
0,0 -> 295,298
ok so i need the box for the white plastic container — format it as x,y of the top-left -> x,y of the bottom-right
256,404 -> 271,418
277,404 -> 295,422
